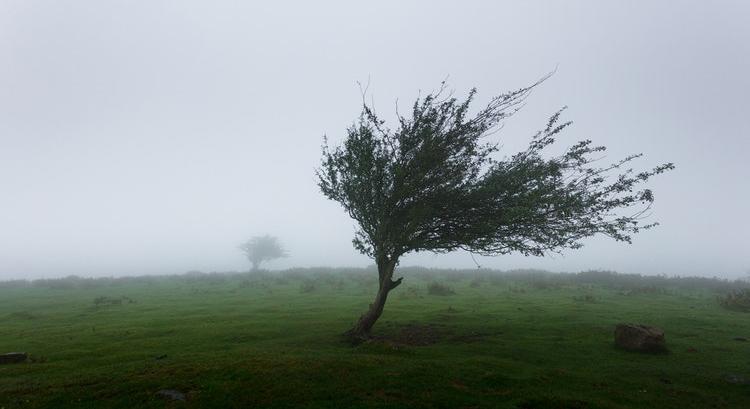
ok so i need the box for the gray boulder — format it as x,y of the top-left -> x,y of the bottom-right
0,352 -> 28,364
614,324 -> 667,353
156,389 -> 186,401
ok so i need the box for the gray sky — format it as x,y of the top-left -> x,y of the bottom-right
1,1 -> 748,279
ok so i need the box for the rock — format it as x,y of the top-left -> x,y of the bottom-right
614,324 -> 667,353
156,389 -> 186,401
725,374 -> 749,385
0,352 -> 28,364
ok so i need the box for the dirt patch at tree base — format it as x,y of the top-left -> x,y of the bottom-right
368,323 -> 501,347
517,397 -> 599,409
371,323 -> 446,346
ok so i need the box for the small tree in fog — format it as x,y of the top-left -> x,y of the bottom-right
317,76 -> 674,342
239,235 -> 287,271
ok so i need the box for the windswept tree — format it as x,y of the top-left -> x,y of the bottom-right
317,77 -> 673,341
239,235 -> 287,271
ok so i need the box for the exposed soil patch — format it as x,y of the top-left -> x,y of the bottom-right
517,398 -> 597,409
370,323 -> 500,346
381,323 -> 447,346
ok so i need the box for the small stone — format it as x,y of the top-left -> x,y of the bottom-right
725,374 -> 749,385
614,324 -> 667,353
0,352 -> 28,364
156,389 -> 186,401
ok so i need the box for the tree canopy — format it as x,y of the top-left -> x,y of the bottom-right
239,235 -> 287,271
317,77 -> 673,339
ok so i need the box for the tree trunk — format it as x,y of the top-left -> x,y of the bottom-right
345,256 -> 402,343
251,260 -> 260,272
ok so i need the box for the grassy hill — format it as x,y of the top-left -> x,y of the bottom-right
1,268 -> 748,408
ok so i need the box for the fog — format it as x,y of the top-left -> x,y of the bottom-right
1,1 -> 748,280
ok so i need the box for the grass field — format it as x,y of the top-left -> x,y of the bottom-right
1,268 -> 749,408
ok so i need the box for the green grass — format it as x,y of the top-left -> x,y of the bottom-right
1,270 -> 749,408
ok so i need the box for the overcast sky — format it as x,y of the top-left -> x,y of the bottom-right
1,1 -> 748,280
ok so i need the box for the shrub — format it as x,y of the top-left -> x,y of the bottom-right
299,280 -> 316,293
274,276 -> 290,286
398,285 -> 422,299
427,282 -> 455,296
93,296 -> 134,307
718,289 -> 750,312
530,280 -> 558,290
0,280 -> 29,289
330,279 -> 345,291
621,286 -> 667,296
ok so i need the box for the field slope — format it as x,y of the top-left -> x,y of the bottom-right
1,269 -> 749,408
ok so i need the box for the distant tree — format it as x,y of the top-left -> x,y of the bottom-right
239,235 -> 287,271
317,77 -> 674,342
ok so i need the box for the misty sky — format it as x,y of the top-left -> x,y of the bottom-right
1,1 -> 749,279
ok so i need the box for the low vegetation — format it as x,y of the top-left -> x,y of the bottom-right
93,296 -> 135,307
718,288 -> 750,312
427,282 -> 456,296
1,268 -> 749,408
